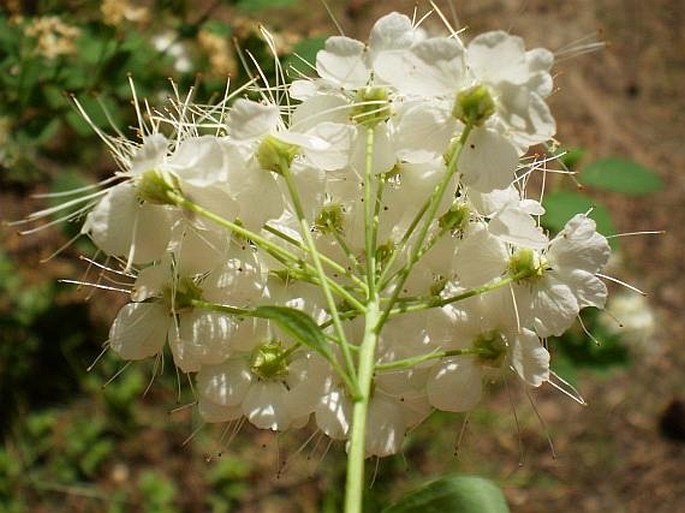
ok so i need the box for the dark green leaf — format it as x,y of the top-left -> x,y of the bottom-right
580,158 -> 663,195
253,305 -> 333,360
382,475 -> 510,513
541,190 -> 618,249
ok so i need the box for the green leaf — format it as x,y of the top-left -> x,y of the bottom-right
541,190 -> 618,249
579,158 -> 663,195
253,305 -> 333,360
382,475 -> 510,513
284,36 -> 327,77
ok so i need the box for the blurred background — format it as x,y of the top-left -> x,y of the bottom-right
1,0 -> 683,511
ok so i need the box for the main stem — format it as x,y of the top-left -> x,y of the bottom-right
344,123 -> 385,513
344,296 -> 380,513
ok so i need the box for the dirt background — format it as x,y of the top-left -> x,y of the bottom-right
2,0 -> 684,511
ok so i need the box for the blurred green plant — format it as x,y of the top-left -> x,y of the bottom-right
138,470 -> 180,513
0,0 -> 307,187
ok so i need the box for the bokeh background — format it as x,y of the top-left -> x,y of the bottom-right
1,1 -> 683,511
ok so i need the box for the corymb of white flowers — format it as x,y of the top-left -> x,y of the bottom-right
21,10 -> 616,512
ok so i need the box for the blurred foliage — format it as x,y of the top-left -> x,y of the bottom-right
0,0 -> 316,188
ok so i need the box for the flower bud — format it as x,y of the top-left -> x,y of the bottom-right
452,84 -> 495,126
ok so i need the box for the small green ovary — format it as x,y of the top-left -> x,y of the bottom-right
473,330 -> 507,367
351,86 -> 391,127
256,135 -> 299,173
508,248 -> 545,282
250,341 -> 289,380
314,204 -> 345,234
452,84 -> 496,126
137,169 -> 182,205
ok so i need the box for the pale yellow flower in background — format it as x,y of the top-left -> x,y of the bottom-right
101,0 -> 149,26
198,30 -> 236,76
24,16 -> 81,60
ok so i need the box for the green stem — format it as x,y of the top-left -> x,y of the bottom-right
279,160 -> 359,389
375,347 -> 479,372
377,126 -> 472,328
344,297 -> 380,513
264,222 -> 368,295
363,127 -> 377,292
173,192 -> 365,313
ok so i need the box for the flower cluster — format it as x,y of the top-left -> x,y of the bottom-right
45,12 -> 611,458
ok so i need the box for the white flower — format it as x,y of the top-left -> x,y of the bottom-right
197,349 -> 329,431
426,291 -> 550,412
110,258 -> 238,372
514,214 -> 611,337
314,12 -> 420,91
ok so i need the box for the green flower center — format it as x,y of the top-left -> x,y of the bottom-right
473,330 -> 507,368
250,341 -> 289,380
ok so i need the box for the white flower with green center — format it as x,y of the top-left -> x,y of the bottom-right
109,262 -> 236,372
197,346 -> 330,431
512,214 -> 611,337
426,291 -> 550,412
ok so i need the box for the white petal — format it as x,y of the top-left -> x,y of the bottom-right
454,223 -> 508,288
130,133 -> 168,176
82,183 -> 171,264
459,127 -> 518,192
394,102 -> 457,163
561,268 -> 608,310
304,122 -> 355,170
316,387 -> 351,440
488,205 -> 548,249
528,275 -> 579,337
198,397 -> 243,423
170,135 -> 228,186
375,38 -> 466,97
130,262 -> 168,302
243,381 -> 290,431
291,93 -> 350,130
109,302 -> 168,360
197,359 -> 252,408
549,214 -> 611,273
316,36 -> 369,88
468,31 -> 528,85
365,395 -> 406,457
170,311 -> 237,373
228,99 -> 280,141
510,328 -> 549,386
426,357 -> 483,412
369,12 -> 415,54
